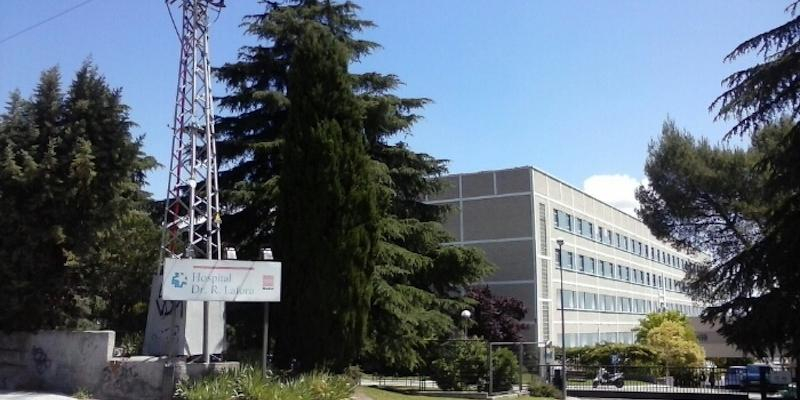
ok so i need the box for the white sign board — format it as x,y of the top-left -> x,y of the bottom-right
162,258 -> 281,302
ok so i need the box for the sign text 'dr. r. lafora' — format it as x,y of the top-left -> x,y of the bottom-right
162,259 -> 281,302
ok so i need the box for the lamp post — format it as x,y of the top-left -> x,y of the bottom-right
556,238 -> 567,400
460,309 -> 472,339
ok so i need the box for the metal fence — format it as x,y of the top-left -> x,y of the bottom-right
554,365 -> 796,397
363,364 -> 796,398
359,340 -> 796,398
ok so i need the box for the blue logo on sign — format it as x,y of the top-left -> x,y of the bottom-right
171,272 -> 187,288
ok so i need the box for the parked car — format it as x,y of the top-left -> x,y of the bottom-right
725,366 -> 746,389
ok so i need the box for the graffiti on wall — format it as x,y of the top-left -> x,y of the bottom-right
31,346 -> 51,374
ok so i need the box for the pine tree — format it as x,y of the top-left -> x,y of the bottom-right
0,62 -> 159,332
216,0 -> 493,371
705,1 -> 800,368
635,120 -> 793,360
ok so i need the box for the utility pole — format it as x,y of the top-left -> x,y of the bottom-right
162,0 -> 225,364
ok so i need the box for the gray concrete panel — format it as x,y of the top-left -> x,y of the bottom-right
471,240 -> 535,281
461,172 -> 495,198
440,202 -> 461,240
496,168 -> 531,194
462,195 -> 532,241
534,170 -> 549,196
429,176 -> 460,201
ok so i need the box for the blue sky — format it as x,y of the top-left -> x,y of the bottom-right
0,0 -> 790,208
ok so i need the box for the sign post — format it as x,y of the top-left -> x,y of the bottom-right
161,257 -> 281,370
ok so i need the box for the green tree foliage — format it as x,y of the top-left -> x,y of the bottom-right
428,341 -> 519,392
707,1 -> 800,366
215,0 -> 493,371
0,63 -> 159,332
634,311 -> 696,344
275,20 -> 380,370
430,340 -> 488,391
635,120 -> 793,358
634,311 -> 704,368
645,321 -> 705,368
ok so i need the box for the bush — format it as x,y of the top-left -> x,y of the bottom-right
491,348 -> 518,391
117,331 -> 144,357
428,341 -> 523,392
429,340 -> 488,391
672,369 -> 703,387
529,381 -> 562,398
174,366 -> 355,400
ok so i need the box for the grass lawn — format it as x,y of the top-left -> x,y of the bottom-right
356,386 -> 556,400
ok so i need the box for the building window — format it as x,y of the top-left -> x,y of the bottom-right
576,218 -> 584,235
588,257 -> 596,274
585,293 -> 597,310
598,226 -> 604,242
554,209 -> 573,231
608,263 -> 615,279
566,251 -> 574,269
539,204 -> 548,255
541,260 -> 550,298
542,304 -> 550,341
616,233 -> 621,248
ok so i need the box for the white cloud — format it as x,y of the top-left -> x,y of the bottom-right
582,174 -> 647,217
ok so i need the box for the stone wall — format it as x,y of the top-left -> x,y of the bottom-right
0,330 -> 114,394
0,330 -> 238,399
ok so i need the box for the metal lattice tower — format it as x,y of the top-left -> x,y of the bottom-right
162,0 -> 223,261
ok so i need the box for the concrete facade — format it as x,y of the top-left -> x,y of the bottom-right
143,275 -> 225,357
689,317 -> 748,359
0,331 -> 237,400
428,167 -> 700,347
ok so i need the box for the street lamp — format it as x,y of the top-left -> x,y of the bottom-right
460,309 -> 472,339
556,238 -> 567,400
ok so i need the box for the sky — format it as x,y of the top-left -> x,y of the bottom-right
0,0 -> 791,212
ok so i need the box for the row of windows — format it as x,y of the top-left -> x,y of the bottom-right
557,289 -> 700,316
555,248 -> 685,293
558,289 -> 655,314
561,332 -> 636,348
553,209 -> 689,271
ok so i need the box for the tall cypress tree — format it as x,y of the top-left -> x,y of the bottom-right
275,19 -> 380,369
216,0 -> 493,370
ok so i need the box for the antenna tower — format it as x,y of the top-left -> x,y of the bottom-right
162,0 -> 224,260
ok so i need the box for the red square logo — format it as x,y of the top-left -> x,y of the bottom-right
262,275 -> 274,290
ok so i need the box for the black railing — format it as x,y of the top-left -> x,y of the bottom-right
559,365 -> 796,395
362,365 -> 797,397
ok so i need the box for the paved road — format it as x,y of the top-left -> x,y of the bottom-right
0,392 -> 76,399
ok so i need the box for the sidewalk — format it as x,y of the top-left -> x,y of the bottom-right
0,392 -> 76,399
